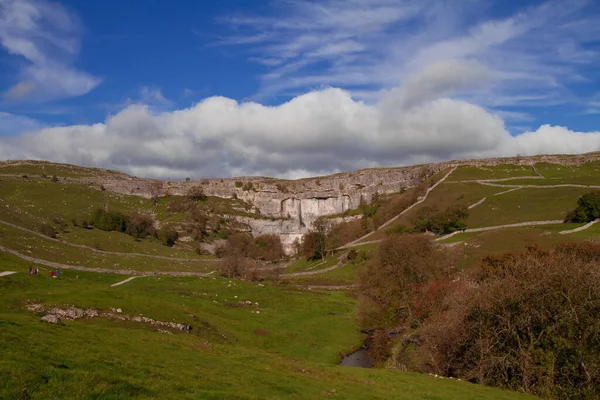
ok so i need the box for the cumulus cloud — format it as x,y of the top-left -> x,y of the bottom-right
2,85 -> 599,179
0,0 -> 100,100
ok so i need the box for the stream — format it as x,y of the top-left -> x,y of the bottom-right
339,331 -> 398,368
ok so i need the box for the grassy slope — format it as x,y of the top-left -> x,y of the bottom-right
0,224 -> 216,273
0,175 -> 213,260
448,164 -> 536,180
466,186 -> 588,227
0,253 -> 533,400
496,162 -> 600,186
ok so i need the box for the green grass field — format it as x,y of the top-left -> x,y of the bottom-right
466,186 -> 587,227
2,158 -> 598,399
0,252 -> 534,400
448,164 -> 536,181
0,224 -> 217,273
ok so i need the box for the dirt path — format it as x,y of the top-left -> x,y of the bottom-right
446,175 -> 544,183
280,253 -> 348,277
531,164 -> 544,177
338,167 -> 457,249
0,245 -> 212,277
110,276 -> 140,287
559,219 -> 599,234
468,197 -> 487,210
494,187 -> 521,196
435,220 -> 564,241
477,182 -> 600,189
0,219 -> 219,263
0,271 -> 17,277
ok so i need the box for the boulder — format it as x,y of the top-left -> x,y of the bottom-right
41,314 -> 62,325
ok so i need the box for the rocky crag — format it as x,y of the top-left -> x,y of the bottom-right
3,152 -> 600,253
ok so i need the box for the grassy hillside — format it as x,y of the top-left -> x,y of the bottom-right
3,158 -> 600,399
0,253 -> 534,400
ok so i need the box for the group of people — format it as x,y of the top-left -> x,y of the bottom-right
28,266 -> 61,278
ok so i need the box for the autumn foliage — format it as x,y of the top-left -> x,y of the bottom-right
358,237 -> 600,398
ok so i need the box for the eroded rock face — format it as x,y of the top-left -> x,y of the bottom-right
90,163 -> 443,254
10,153 -> 600,254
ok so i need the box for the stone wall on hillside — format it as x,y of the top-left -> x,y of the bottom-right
7,153 -> 600,254
85,152 -> 600,254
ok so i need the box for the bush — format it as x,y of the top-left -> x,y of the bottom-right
357,235 -> 448,329
251,234 -> 284,261
413,206 -> 468,234
187,187 -> 207,202
90,209 -> 155,239
158,228 -> 179,247
301,231 -> 327,260
91,209 -> 126,232
369,330 -> 393,364
40,223 -> 56,238
125,213 -> 156,239
565,191 -> 600,222
415,243 -> 600,398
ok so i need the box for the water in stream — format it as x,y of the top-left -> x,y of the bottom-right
339,348 -> 374,368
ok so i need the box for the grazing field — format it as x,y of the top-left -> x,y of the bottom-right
0,253 -> 534,400
448,164 -> 536,181
0,224 -> 216,273
466,186 -> 587,227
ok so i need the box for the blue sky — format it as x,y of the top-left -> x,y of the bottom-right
1,0 -> 600,178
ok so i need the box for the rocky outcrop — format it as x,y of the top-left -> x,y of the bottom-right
28,303 -> 192,332
6,152 -> 600,254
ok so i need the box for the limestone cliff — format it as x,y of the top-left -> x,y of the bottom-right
4,152 -> 600,253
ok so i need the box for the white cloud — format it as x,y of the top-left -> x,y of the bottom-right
3,85 -> 599,179
219,0 -> 599,107
0,111 -> 45,136
0,0 -> 100,100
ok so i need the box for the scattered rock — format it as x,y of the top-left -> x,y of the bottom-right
41,314 -> 62,324
28,303 -> 191,332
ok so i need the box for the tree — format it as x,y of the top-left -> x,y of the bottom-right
158,228 -> 179,247
357,235 -> 447,329
413,206 -> 468,234
565,191 -> 600,223
188,186 -> 207,202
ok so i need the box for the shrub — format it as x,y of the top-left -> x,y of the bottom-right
413,206 -> 468,234
40,223 -> 56,238
415,243 -> 600,398
301,231 -> 327,260
369,330 -> 393,364
242,182 -> 254,191
188,187 -> 207,202
235,181 -> 243,188
564,191 -> 600,222
357,235 -> 447,329
158,228 -> 179,247
251,234 -> 284,261
51,175 -> 59,182
91,209 -> 126,232
125,213 -> 156,239
276,183 -> 289,193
